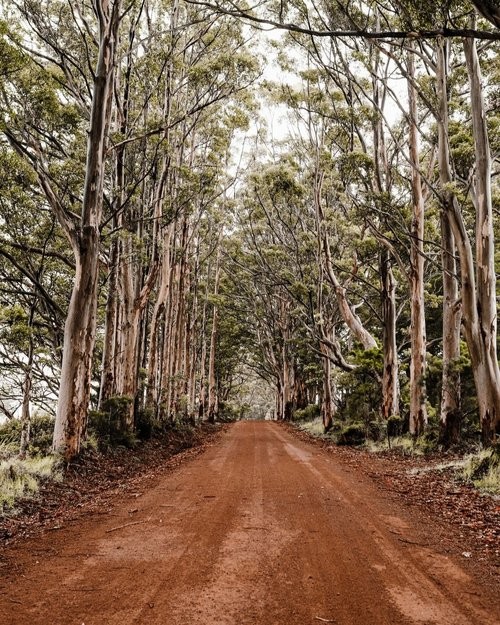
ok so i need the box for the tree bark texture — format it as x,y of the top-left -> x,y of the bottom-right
436,39 -> 462,445
407,45 -> 428,437
463,35 -> 500,442
380,250 -> 399,420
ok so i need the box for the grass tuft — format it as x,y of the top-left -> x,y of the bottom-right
0,455 -> 61,512
297,417 -> 326,437
365,436 -> 419,455
461,449 -> 500,495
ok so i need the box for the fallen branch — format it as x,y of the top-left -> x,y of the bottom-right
105,520 -> 147,533
315,618 -> 336,623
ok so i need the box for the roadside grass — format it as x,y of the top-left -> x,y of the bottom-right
365,436 -> 420,455
296,417 -> 326,437
461,448 -> 500,495
0,455 -> 61,513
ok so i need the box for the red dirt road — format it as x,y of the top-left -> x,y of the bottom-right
1,421 -> 499,625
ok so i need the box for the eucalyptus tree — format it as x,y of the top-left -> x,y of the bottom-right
0,1 -> 124,459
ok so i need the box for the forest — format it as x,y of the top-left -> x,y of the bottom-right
0,0 -> 500,498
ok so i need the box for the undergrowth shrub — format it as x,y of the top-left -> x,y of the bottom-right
298,416 -> 326,437
0,415 -> 54,457
218,402 -> 242,422
338,422 -> 366,446
88,395 -> 138,449
336,347 -> 383,423
135,408 -> 156,440
387,415 -> 403,438
293,404 -> 320,421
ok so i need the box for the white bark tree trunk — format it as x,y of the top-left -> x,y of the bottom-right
207,251 -> 221,423
463,35 -> 500,442
407,45 -> 428,437
436,38 -> 462,444
380,251 -> 399,420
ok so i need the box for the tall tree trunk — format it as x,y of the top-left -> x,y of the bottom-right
198,293 -> 208,422
380,250 -> 399,420
436,38 -> 462,445
207,251 -> 221,423
98,235 -> 119,409
463,35 -> 500,442
440,213 -> 462,444
146,223 -> 173,408
371,38 -> 399,421
19,305 -> 35,459
53,1 -> 121,460
319,339 -> 335,432
407,45 -> 428,437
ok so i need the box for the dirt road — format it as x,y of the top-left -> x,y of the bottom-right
1,421 -> 498,625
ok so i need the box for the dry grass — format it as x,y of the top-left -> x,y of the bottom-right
0,455 -> 61,512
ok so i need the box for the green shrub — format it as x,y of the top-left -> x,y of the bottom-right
336,346 -> 383,423
338,422 -> 366,446
135,408 -> 156,439
298,416 -> 327,437
293,404 -> 320,421
0,414 -> 55,457
387,415 -> 403,438
27,415 -> 55,456
88,396 -> 138,448
218,402 -> 241,422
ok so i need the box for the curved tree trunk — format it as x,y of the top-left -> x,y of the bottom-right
463,35 -> 500,443
315,171 -> 377,351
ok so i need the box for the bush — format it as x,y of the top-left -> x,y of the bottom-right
293,404 -> 320,421
336,347 -> 383,422
0,414 -> 55,457
387,415 -> 403,438
135,408 -> 156,440
88,396 -> 138,448
218,402 -> 241,422
338,422 -> 366,446
27,415 -> 55,456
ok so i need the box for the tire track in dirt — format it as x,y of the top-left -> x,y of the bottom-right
0,421 -> 498,625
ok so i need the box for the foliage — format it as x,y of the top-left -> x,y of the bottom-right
293,404 -> 320,421
336,347 -> 383,423
387,415 -> 404,438
297,417 -> 327,437
0,414 -> 55,457
88,396 -> 138,449
337,422 -> 366,446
